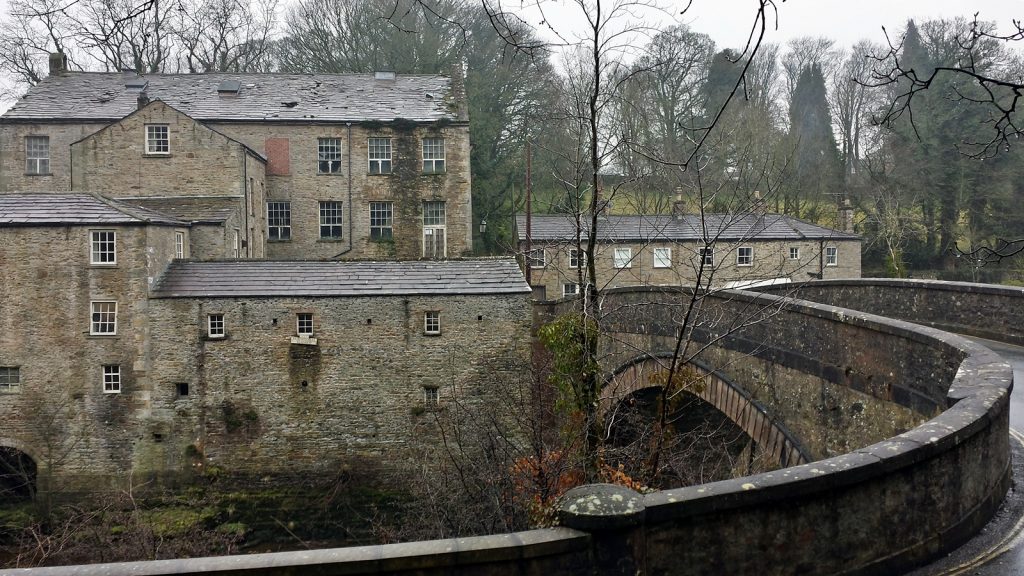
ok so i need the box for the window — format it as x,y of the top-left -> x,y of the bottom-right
653,247 -> 672,268
0,367 -> 20,393
422,138 -> 445,173
25,136 -> 49,174
613,247 -> 632,269
423,201 -> 446,258
698,246 -> 714,267
368,137 -> 392,174
90,230 -> 116,265
424,311 -> 441,335
233,230 -> 240,258
825,246 -> 838,266
90,301 -> 117,335
208,314 -> 225,338
296,313 -> 314,337
317,138 -> 342,173
370,202 -> 393,241
319,201 -> 343,239
175,231 -> 185,259
563,283 -> 579,297
267,202 -> 291,240
570,249 -> 586,269
103,365 -> 121,393
526,249 -> 546,268
424,386 -> 439,408
176,382 -> 190,397
145,124 -> 169,154
789,247 -> 800,260
737,246 -> 753,266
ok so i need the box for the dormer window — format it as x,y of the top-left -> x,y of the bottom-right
145,125 -> 169,154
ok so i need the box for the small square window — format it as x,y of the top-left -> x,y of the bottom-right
527,249 -> 546,268
424,386 -> 439,408
25,136 -> 49,174
267,202 -> 291,240
653,247 -> 671,268
146,125 -> 169,154
570,249 -> 586,268
613,247 -> 632,269
318,138 -> 342,174
297,313 -> 314,337
319,201 -> 343,239
90,230 -> 116,265
737,246 -> 753,266
91,301 -> 118,335
422,138 -> 445,174
368,137 -> 392,174
370,202 -> 394,241
825,246 -> 838,266
103,365 -> 121,394
175,382 -> 190,397
0,367 -> 20,393
789,247 -> 800,260
208,314 -> 225,338
698,247 -> 714,267
424,311 -> 441,335
562,283 -> 579,297
175,231 -> 185,259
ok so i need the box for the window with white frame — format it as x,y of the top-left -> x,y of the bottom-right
789,247 -> 800,260
613,247 -> 632,269
368,137 -> 392,174
0,367 -> 20,393
90,230 -> 116,265
570,249 -> 585,269
103,365 -> 121,393
319,201 -> 343,239
422,201 -> 446,258
267,202 -> 291,240
25,136 -> 49,174
175,231 -> 185,259
422,138 -> 445,173
825,246 -> 838,266
232,230 -> 240,258
208,314 -> 225,338
317,138 -> 342,174
563,283 -> 579,297
526,248 -> 545,268
737,246 -> 753,266
296,313 -> 314,337
698,246 -> 714,267
424,311 -> 441,335
653,247 -> 672,268
424,386 -> 439,408
370,202 -> 393,241
90,301 -> 117,335
145,124 -> 169,154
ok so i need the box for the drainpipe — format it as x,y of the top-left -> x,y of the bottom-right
333,123 -> 355,258
819,239 -> 825,279
243,156 -> 250,258
525,141 -> 532,285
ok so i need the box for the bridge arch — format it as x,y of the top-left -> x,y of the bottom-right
604,354 -> 811,468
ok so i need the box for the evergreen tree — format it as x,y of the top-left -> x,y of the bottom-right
786,63 -> 841,217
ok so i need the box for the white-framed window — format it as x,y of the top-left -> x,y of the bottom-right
563,283 -> 579,297
232,230 -> 240,258
145,124 -> 169,154
423,201 -> 446,258
175,231 -> 185,259
570,249 -> 585,269
319,201 -> 343,239
424,311 -> 441,335
317,138 -> 342,174
424,386 -> 439,408
825,246 -> 838,266
789,247 -> 800,260
267,202 -> 291,240
0,367 -> 20,393
368,137 -> 392,174
90,230 -> 116,265
526,248 -> 546,268
296,313 -> 314,337
90,301 -> 117,335
25,136 -> 49,174
103,365 -> 121,393
653,247 -> 672,268
698,246 -> 714,267
422,137 -> 445,174
208,314 -> 225,338
370,202 -> 393,241
613,247 -> 632,269
737,246 -> 753,266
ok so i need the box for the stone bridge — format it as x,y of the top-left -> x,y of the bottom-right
3,279 -> 1018,576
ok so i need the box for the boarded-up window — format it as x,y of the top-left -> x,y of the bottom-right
265,138 -> 290,175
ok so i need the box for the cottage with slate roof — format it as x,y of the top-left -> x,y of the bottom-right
516,209 -> 861,299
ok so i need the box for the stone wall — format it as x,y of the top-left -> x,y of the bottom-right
0,121 -> 107,192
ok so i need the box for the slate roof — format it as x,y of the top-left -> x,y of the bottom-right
151,258 -> 531,298
0,193 -> 187,226
124,197 -> 240,224
515,213 -> 859,242
1,72 -> 458,123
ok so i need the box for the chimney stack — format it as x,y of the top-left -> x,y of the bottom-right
137,90 -> 150,110
48,52 -> 67,75
839,199 -> 854,233
673,187 -> 686,218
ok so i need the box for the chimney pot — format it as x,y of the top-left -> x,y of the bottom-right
48,52 -> 67,75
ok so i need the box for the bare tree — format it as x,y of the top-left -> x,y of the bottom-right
171,0 -> 279,72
